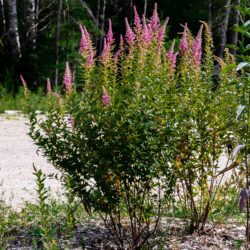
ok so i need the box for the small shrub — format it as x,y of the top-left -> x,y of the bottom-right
28,2 -> 240,247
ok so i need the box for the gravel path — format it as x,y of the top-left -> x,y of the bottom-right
0,114 -> 63,210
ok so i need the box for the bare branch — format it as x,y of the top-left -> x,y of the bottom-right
77,0 -> 100,29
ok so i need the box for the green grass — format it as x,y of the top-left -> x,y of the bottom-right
0,182 -> 247,249
0,86 -> 52,113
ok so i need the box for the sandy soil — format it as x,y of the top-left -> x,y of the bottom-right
0,114 -> 63,210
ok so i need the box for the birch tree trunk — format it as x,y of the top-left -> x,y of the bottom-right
35,0 -> 39,42
218,0 -> 231,58
0,0 -> 6,34
95,0 -> 100,49
7,0 -> 21,61
129,0 -> 133,25
230,0 -> 240,56
144,0 -> 147,16
99,0 -> 106,53
55,0 -> 62,87
24,0 -> 36,49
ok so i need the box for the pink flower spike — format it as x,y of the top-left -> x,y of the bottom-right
157,17 -> 169,42
142,14 -> 151,44
87,49 -> 94,67
20,75 -> 27,88
102,86 -> 111,106
149,2 -> 160,30
107,19 -> 115,44
83,26 -> 92,46
63,62 -> 71,90
167,39 -> 175,57
190,24 -> 203,65
101,38 -> 110,63
120,34 -> 124,47
53,92 -> 62,101
147,23 -> 153,39
47,78 -> 51,91
179,23 -> 188,54
167,40 -> 179,69
79,25 -> 89,52
133,6 -> 142,32
125,17 -> 135,44
113,48 -> 124,61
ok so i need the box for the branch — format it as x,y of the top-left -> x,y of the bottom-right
38,0 -> 56,15
77,0 -> 101,29
26,11 -> 55,37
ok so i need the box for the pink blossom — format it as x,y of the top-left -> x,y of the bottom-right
87,49 -> 94,67
83,26 -> 91,44
119,34 -> 124,47
125,17 -> 135,44
101,38 -> 110,64
102,86 -> 111,106
147,24 -> 153,40
149,3 -> 160,30
68,119 -> 74,126
47,78 -> 51,91
157,17 -> 169,42
190,24 -> 203,65
53,92 -> 62,104
167,40 -> 179,69
79,25 -> 89,52
142,14 -> 151,44
113,48 -> 124,61
179,23 -> 188,54
54,92 -> 60,98
20,75 -> 27,88
107,19 -> 115,44
63,62 -> 71,90
133,6 -> 142,32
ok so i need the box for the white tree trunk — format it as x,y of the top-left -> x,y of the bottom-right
7,0 -> 21,61
55,0 -> 62,87
24,0 -> 36,49
0,0 -> 6,34
99,0 -> 106,52
230,0 -> 240,56
218,0 -> 231,58
144,0 -> 147,16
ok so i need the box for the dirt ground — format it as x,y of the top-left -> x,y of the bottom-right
0,114 -> 63,210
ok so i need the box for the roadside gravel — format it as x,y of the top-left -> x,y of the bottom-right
0,114 -> 63,210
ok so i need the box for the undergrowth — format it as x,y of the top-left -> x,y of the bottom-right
0,169 -> 246,249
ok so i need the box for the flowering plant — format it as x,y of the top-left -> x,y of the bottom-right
27,2 -> 239,246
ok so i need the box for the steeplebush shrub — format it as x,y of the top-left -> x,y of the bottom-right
27,3 -> 240,247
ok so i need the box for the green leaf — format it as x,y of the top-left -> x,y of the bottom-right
236,104 -> 245,121
225,44 -> 239,50
220,64 -> 237,74
243,20 -> 250,28
236,62 -> 249,71
232,144 -> 246,161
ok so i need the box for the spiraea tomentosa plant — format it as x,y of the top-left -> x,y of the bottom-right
27,2 -> 239,247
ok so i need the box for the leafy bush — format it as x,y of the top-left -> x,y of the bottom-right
27,3 -> 240,247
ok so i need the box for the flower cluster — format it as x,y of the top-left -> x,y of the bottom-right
63,62 -> 72,91
166,40 -> 179,70
102,86 -> 111,106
